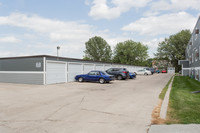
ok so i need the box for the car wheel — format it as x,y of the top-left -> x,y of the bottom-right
78,77 -> 83,82
144,73 -> 148,76
99,78 -> 105,84
117,75 -> 122,80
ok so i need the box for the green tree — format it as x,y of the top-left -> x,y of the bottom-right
113,40 -> 149,66
155,29 -> 191,72
83,36 -> 112,62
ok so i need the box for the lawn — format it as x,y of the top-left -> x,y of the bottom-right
167,76 -> 200,124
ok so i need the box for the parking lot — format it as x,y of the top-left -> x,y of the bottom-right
0,74 -> 172,133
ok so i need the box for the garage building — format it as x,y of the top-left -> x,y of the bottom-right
0,55 -> 145,85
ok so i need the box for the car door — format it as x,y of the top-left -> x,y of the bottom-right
85,72 -> 95,81
87,71 -> 99,81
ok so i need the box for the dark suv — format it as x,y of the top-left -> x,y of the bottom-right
106,68 -> 129,80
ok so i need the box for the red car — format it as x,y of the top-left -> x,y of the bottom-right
162,70 -> 167,73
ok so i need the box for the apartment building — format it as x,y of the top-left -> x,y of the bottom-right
179,17 -> 200,81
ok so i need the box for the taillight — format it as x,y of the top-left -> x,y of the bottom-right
123,71 -> 127,74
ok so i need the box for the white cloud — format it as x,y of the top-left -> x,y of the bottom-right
122,12 -> 196,36
0,36 -> 20,43
0,13 -> 132,58
88,0 -> 151,20
150,0 -> 200,12
0,13 -> 94,42
142,38 -> 164,57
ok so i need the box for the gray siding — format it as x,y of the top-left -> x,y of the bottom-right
0,57 -> 44,71
0,73 -> 44,85
186,17 -> 200,68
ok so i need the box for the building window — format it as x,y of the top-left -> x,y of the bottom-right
195,49 -> 199,61
195,29 -> 199,34
192,53 -> 194,63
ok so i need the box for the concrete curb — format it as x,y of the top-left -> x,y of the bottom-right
160,76 -> 174,119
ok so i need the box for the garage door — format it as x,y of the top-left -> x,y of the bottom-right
84,64 -> 94,74
105,65 -> 111,71
46,61 -> 66,84
68,63 -> 82,82
96,65 -> 104,71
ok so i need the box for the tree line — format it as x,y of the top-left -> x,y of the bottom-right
83,29 -> 191,71
83,36 -> 150,66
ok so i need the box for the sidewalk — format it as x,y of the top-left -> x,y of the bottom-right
148,124 -> 200,133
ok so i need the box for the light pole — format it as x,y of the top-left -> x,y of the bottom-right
57,46 -> 60,57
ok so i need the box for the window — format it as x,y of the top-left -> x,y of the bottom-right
195,29 -> 199,34
192,53 -> 194,63
195,49 -> 198,62
88,72 -> 96,75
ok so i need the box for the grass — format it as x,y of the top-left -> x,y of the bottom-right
159,76 -> 173,100
166,76 -> 200,124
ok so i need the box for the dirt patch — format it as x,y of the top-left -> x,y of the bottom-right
151,99 -> 165,124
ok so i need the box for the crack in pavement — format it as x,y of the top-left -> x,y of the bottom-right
80,108 -> 128,117
79,96 -> 85,105
44,103 -> 71,120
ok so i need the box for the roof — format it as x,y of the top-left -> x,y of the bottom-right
0,54 -> 144,67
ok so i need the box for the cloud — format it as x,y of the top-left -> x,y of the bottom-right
0,13 -> 94,42
150,0 -> 200,12
0,13 -> 131,58
0,36 -> 20,43
142,38 -> 164,57
122,12 -> 196,36
88,0 -> 151,20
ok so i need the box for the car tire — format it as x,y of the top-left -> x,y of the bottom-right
117,75 -> 122,80
144,73 -> 148,76
78,77 -> 83,82
99,78 -> 105,84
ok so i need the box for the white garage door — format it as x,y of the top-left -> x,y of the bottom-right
84,64 -> 94,74
105,65 -> 111,71
46,61 -> 66,84
95,65 -> 104,71
68,63 -> 82,82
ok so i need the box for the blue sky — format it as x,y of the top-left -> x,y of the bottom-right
0,0 -> 199,58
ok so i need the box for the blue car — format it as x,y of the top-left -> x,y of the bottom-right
129,72 -> 136,79
75,70 -> 115,84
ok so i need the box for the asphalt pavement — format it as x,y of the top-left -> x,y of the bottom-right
0,74 -> 172,133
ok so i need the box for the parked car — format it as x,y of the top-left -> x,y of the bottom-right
106,68 -> 129,80
144,67 -> 155,74
129,72 -> 136,79
162,70 -> 167,73
135,69 -> 151,75
156,70 -> 160,73
75,70 -> 114,84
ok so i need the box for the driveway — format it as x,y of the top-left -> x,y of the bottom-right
0,74 -> 172,133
